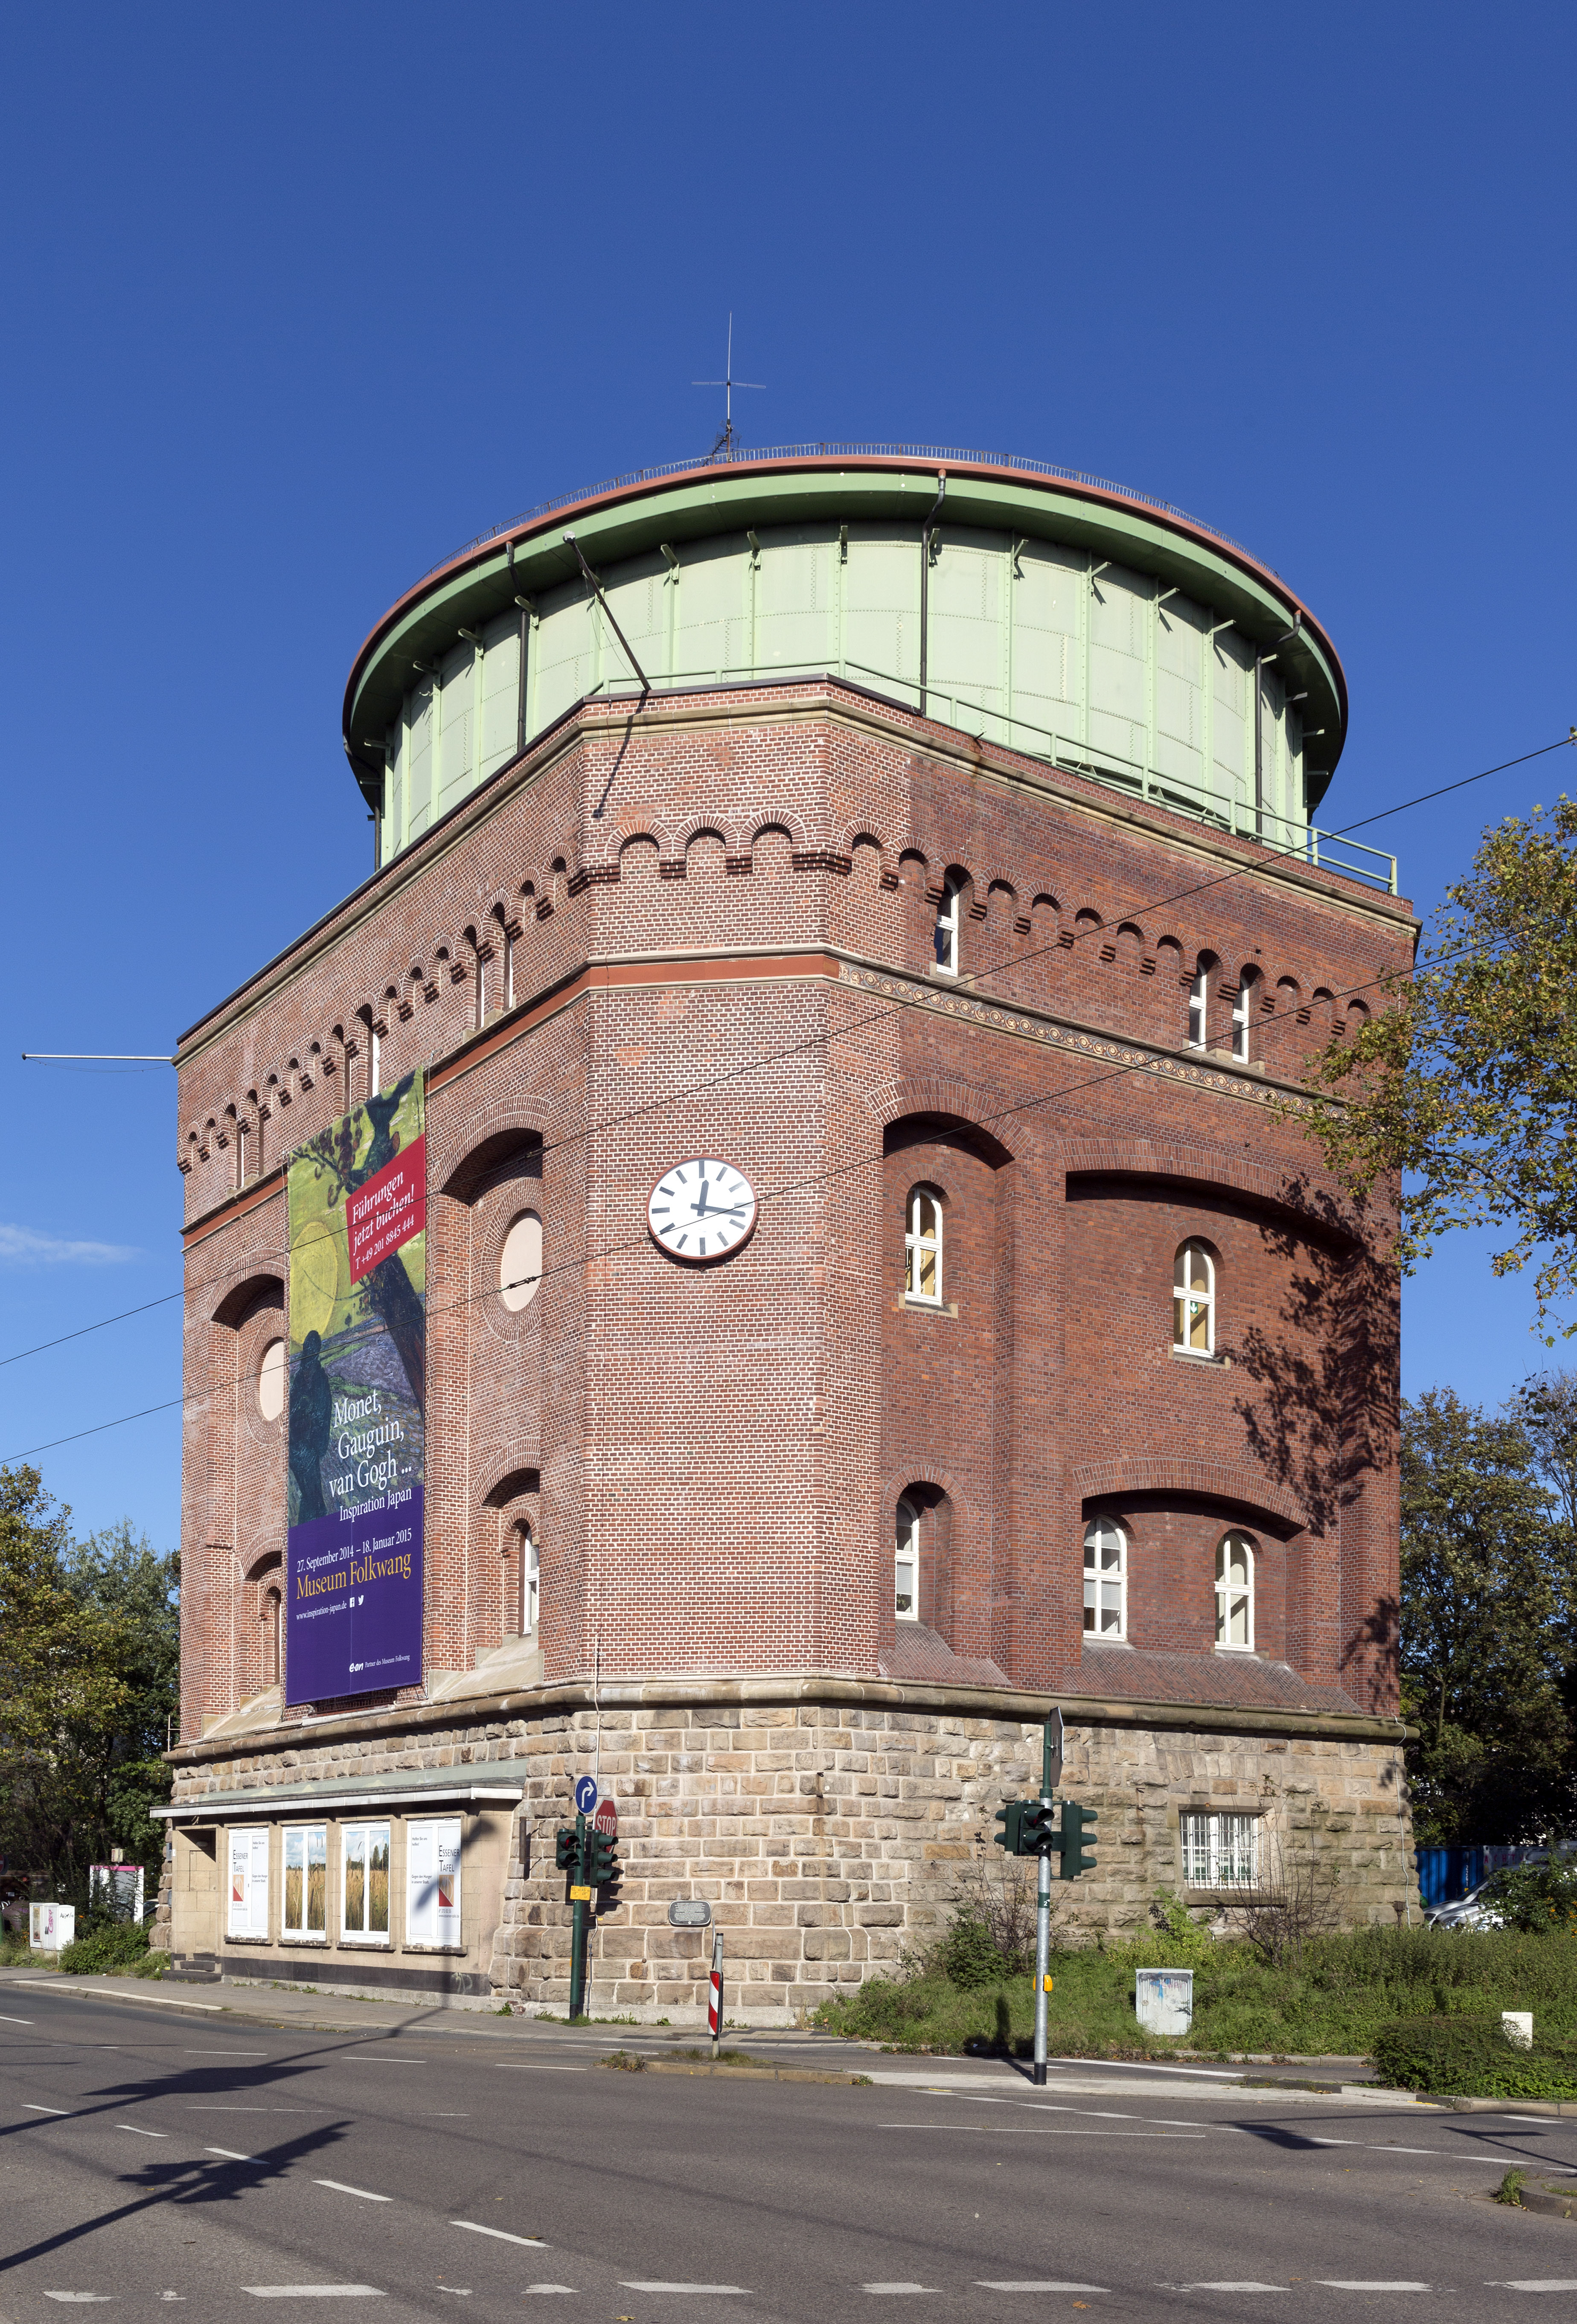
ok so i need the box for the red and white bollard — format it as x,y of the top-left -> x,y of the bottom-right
708,1926 -> 724,2059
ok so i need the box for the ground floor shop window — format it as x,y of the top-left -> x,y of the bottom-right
1180,1810 -> 1258,1890
282,1824 -> 328,1938
407,1816 -> 461,1946
342,1823 -> 390,1941
227,1829 -> 269,1939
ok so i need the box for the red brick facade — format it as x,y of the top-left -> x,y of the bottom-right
173,677 -> 1412,1746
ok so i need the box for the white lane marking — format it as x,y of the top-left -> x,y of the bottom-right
977,2286 -> 1109,2295
620,2288 -> 753,2298
207,2147 -> 259,2162
954,2094 -> 1210,2129
493,2063 -> 587,2072
117,2124 -> 169,2138
1315,2284 -> 1431,2292
349,2057 -> 422,2064
1173,2287 -> 1289,2295
242,2289 -> 386,2300
449,2221 -> 549,2248
523,2289 -> 579,2297
1490,2283 -> 1577,2292
17,1981 -> 222,2011
42,2298 -> 113,2306
861,2287 -> 934,2298
435,2290 -> 472,2298
313,2179 -> 392,2203
185,2048 -> 265,2057
0,2013 -> 35,2024
24,2103 -> 71,2115
188,2106 -> 314,2113
879,2123 -> 1207,2138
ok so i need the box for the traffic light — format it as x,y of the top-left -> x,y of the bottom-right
554,1826 -> 578,1874
993,1799 -> 1026,1856
587,1827 -> 618,1888
1018,1801 -> 1058,1856
1058,1800 -> 1099,1880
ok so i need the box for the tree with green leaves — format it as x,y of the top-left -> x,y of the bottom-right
1400,1389 -> 1570,1844
0,1467 -> 177,1900
1306,795 -> 1577,1342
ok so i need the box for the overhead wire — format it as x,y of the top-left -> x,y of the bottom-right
2,729 -> 1568,1407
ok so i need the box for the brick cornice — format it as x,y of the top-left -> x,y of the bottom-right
1071,1456 -> 1311,1535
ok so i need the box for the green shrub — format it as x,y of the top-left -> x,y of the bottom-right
938,1918 -> 1018,1990
1479,1863 -> 1577,1935
1371,2013 -> 1577,2098
58,1921 -> 151,1975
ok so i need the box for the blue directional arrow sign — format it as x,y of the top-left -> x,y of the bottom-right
574,1775 -> 598,1815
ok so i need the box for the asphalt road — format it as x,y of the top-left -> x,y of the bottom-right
4,1990 -> 1577,2323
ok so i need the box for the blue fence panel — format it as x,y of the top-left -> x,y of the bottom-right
1415,1847 -> 1485,1908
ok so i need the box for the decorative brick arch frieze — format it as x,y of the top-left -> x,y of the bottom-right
1071,1455 -> 1311,1537
751,806 -> 812,851
1059,1138 -> 1363,1245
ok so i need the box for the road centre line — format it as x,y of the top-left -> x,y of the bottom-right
0,2013 -> 35,2023
978,2285 -> 1109,2295
24,2103 -> 71,2114
314,2179 -> 392,2202
863,2286 -> 934,2296
1175,2285 -> 1288,2295
621,2286 -> 751,2297
880,2123 -> 1208,2137
951,2095 -> 1209,2127
207,2147 -> 260,2162
41,2295 -> 112,2304
493,2063 -> 588,2071
1316,2284 -> 1431,2293
449,2221 -> 550,2248
1491,2283 -> 1577,2292
243,2289 -> 385,2299
117,2124 -> 169,2137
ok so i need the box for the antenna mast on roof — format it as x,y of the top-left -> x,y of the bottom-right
692,314 -> 765,460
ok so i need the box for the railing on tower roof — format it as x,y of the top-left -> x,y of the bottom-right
422,444 -> 1280,583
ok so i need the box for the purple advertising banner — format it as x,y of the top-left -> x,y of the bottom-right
285,1071 -> 426,1706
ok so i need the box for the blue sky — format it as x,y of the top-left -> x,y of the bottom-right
1,3 -> 1573,1551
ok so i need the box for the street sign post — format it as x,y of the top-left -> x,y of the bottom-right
708,1925 -> 724,2060
568,1809 -> 589,2019
1033,1715 -> 1057,2088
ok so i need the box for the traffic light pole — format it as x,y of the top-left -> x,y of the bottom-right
569,1810 -> 588,2022
1033,1719 -> 1053,2088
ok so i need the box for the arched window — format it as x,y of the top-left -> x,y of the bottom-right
904,1187 -> 943,1305
1187,959 -> 1211,1050
895,1498 -> 920,1621
1216,1531 -> 1254,1650
258,1338 -> 286,1422
934,874 -> 963,977
1083,1516 -> 1126,1639
499,1212 -> 543,1312
511,1522 -> 539,1638
1232,973 -> 1254,1063
1173,1240 -> 1215,1356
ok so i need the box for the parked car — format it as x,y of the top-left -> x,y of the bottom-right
1425,1880 -> 1505,1930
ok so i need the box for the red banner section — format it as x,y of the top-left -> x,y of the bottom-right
346,1135 -> 427,1282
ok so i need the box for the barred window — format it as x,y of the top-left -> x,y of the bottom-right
1083,1515 -> 1126,1640
905,1187 -> 944,1305
1216,1531 -> 1255,1650
1181,1810 -> 1258,1890
1173,1240 -> 1215,1355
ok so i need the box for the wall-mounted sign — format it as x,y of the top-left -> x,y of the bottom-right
574,1776 -> 598,1815
667,1899 -> 712,1927
286,1071 -> 427,1705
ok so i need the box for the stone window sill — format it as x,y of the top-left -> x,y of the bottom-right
279,1934 -> 329,1946
896,1298 -> 959,1319
224,1934 -> 272,1946
338,1937 -> 392,1949
1171,1347 -> 1231,1368
1082,1633 -> 1132,1648
402,1943 -> 466,1956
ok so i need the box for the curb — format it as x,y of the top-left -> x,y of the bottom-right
602,2058 -> 872,2086
1429,2093 -> 1575,2120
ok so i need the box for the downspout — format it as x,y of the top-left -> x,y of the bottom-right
918,471 -> 946,717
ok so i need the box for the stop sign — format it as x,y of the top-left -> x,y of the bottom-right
592,1798 -> 617,1837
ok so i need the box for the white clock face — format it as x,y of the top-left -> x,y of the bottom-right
647,1159 -> 758,1264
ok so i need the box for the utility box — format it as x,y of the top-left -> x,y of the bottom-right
29,1903 -> 75,1951
1503,2012 -> 1534,2050
1135,1967 -> 1193,2036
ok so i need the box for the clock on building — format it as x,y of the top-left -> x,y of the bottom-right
646,1159 -> 758,1264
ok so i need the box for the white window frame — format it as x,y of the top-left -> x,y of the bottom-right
1180,1810 -> 1259,1890
407,1816 -> 463,1948
341,1821 -> 391,1945
369,1022 -> 381,1096
934,875 -> 962,977
1173,1240 -> 1216,1357
475,946 -> 487,1027
904,1187 -> 944,1306
522,1529 -> 539,1636
504,927 -> 515,1011
282,1823 -> 328,1942
895,1498 -> 920,1622
1232,975 -> 1252,1063
227,1827 -> 270,1940
234,1118 -> 247,1189
1216,1531 -> 1255,1651
1187,962 -> 1210,1050
1082,1515 -> 1127,1641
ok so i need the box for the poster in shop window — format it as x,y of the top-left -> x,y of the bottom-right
227,1830 -> 270,1938
285,1069 -> 426,1705
407,1817 -> 462,1946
